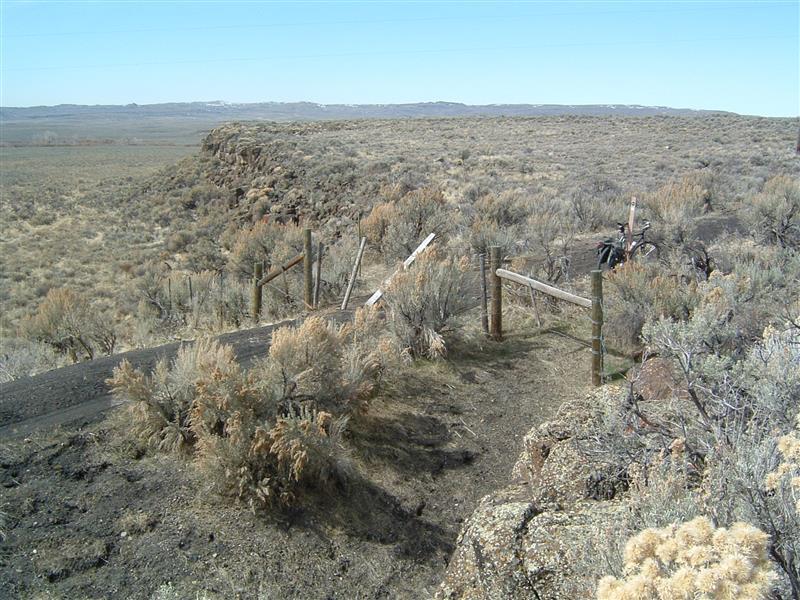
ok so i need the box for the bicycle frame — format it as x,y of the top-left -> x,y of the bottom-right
597,221 -> 651,268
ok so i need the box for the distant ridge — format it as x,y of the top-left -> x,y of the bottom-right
0,101 -> 738,146
1,100 -> 732,120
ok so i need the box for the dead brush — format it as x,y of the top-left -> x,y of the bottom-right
644,172 -> 715,244
360,202 -> 396,248
262,406 -> 348,485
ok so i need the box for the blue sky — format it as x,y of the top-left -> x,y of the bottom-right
1,1 -> 798,116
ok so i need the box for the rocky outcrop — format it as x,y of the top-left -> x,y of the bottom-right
198,122 -> 390,233
436,386 -> 626,600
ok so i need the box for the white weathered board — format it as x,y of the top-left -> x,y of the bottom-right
495,269 -> 592,309
365,233 -> 436,306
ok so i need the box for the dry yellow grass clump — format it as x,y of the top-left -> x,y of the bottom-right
597,516 -> 776,600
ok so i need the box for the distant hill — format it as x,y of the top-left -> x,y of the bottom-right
0,101 -> 734,146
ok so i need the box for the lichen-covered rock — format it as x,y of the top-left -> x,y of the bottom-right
436,494 -> 623,600
437,387 -> 627,599
435,486 -> 540,600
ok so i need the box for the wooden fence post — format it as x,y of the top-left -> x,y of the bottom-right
313,242 -> 324,309
591,269 -> 604,386
479,253 -> 489,335
357,221 -> 363,277
303,228 -> 313,310
489,246 -> 502,341
252,261 -> 263,324
342,237 -> 367,310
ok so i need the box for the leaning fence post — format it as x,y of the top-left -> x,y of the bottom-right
342,237 -> 367,310
252,262 -> 263,324
591,269 -> 604,386
313,242 -> 324,309
479,253 -> 489,335
303,228 -> 313,310
489,246 -> 502,341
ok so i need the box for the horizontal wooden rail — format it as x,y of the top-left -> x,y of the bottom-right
257,253 -> 304,287
495,269 -> 592,309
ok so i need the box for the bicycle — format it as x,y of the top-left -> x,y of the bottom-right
596,220 -> 659,269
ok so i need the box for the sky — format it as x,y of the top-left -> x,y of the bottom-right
1,1 -> 798,116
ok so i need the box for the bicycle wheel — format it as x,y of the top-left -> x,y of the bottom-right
629,241 -> 659,264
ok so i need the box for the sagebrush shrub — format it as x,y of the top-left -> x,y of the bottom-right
465,216 -> 517,257
597,517 -> 776,600
569,175 -> 626,232
474,190 -> 529,227
604,263 -> 701,352
0,337 -> 62,382
524,209 -> 577,285
337,306 -> 397,407
110,309 -> 393,509
108,338 -> 236,452
318,234 -> 361,301
267,316 -> 343,407
645,172 -> 715,244
744,175 -> 800,250
265,406 -> 348,484
612,313 -> 800,596
383,249 -> 472,359
228,221 -> 305,279
360,202 -> 396,248
382,186 -> 453,261
23,287 -> 116,361
766,414 -> 800,516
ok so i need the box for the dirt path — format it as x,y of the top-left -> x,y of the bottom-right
0,311 -> 351,440
1,322 -> 589,600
